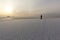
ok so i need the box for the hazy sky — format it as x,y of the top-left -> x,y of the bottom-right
0,0 -> 60,13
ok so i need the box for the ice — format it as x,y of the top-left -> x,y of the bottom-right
0,18 -> 60,40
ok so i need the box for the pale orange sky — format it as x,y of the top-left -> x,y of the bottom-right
0,0 -> 60,16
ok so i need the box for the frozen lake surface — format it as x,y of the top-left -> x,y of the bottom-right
0,18 -> 60,40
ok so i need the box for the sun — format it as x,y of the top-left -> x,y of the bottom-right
3,5 -> 13,16
5,5 -> 13,13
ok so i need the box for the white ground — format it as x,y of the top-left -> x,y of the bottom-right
0,18 -> 60,40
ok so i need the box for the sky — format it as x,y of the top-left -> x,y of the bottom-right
0,0 -> 60,15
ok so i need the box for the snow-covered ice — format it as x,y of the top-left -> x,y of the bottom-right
0,18 -> 60,40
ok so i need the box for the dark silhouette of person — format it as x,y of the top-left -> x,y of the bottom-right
40,14 -> 42,19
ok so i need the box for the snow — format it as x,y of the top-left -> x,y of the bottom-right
0,18 -> 60,40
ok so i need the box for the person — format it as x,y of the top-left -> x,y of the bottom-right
40,14 -> 42,19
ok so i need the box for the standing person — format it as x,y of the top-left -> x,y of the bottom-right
40,14 -> 42,19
